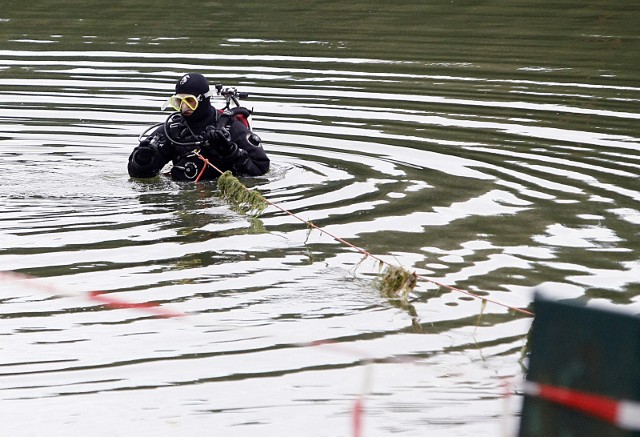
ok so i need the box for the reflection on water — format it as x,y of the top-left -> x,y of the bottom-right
1,1 -> 639,435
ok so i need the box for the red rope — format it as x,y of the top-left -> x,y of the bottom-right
194,153 -> 209,182
192,151 -> 534,317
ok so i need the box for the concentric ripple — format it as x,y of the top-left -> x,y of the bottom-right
1,4 -> 639,434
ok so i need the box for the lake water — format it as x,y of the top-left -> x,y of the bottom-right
1,1 -> 639,436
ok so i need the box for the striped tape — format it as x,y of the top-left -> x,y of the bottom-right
2,270 -> 185,318
524,381 -> 640,430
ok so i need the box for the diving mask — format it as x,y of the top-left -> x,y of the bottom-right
161,91 -> 213,111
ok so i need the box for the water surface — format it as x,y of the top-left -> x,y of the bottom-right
1,1 -> 639,436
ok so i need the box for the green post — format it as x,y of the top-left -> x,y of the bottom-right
519,295 -> 640,436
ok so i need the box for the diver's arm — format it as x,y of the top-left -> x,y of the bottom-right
230,134 -> 270,177
218,119 -> 270,177
127,131 -> 174,178
206,130 -> 269,177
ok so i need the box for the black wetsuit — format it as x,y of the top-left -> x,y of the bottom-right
127,104 -> 270,181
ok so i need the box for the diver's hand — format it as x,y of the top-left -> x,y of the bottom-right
203,126 -> 238,158
131,144 -> 156,167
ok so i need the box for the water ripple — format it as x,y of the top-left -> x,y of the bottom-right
1,29 -> 639,435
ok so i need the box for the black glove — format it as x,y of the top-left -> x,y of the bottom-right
131,144 -> 155,167
203,126 -> 238,158
129,132 -> 173,176
128,142 -> 160,178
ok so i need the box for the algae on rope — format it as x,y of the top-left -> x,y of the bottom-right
216,171 -> 268,215
377,264 -> 418,301
377,264 -> 422,332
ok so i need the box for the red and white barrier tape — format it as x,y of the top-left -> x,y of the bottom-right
303,340 -> 378,437
524,381 -> 640,430
1,270 -> 185,318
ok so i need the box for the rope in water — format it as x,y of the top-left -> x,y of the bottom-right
194,151 -> 534,317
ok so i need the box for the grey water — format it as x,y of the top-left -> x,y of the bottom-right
1,1 -> 639,436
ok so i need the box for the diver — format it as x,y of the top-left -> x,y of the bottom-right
127,73 -> 269,181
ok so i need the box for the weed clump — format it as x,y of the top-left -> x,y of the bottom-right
377,264 -> 417,301
216,171 -> 268,215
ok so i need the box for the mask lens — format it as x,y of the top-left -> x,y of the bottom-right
162,94 -> 199,111
168,96 -> 181,111
182,95 -> 198,110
